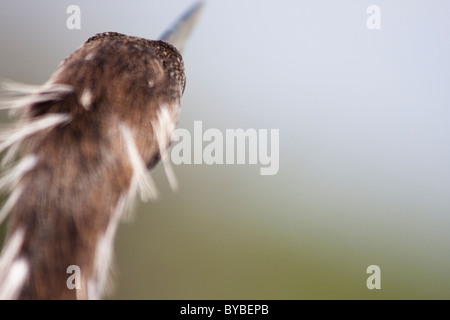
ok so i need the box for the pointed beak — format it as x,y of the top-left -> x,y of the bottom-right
159,2 -> 204,53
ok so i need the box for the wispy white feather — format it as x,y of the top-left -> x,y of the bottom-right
152,105 -> 179,191
0,228 -> 27,300
91,194 -> 128,299
0,79 -> 73,113
0,156 -> 36,225
0,80 -> 41,96
0,113 -> 71,153
0,184 -> 24,226
0,155 -> 37,192
0,258 -> 29,300
119,123 -> 159,202
1,141 -> 22,168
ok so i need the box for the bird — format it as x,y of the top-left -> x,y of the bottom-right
0,2 -> 203,300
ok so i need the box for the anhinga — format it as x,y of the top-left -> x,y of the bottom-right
0,2 -> 203,300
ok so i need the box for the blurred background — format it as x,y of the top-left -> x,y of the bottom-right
1,0 -> 449,299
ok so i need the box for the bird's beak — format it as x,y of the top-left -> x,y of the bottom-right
159,2 -> 204,53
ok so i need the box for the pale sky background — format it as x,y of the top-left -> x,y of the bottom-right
1,0 -> 449,299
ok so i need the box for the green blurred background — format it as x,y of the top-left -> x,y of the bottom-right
1,0 -> 449,299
